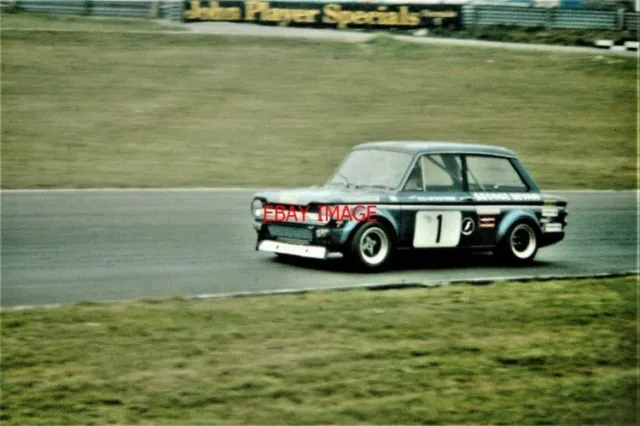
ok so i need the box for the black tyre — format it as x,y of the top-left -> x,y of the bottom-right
347,222 -> 394,271
497,221 -> 539,265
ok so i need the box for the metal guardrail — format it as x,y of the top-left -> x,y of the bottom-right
0,0 -> 184,21
625,10 -> 639,29
463,4 -> 639,29
0,0 -> 638,31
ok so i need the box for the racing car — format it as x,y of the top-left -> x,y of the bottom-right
250,141 -> 568,271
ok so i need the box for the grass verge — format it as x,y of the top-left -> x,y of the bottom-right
0,11 -> 186,31
1,276 -> 637,424
399,25 -> 638,47
1,23 -> 636,189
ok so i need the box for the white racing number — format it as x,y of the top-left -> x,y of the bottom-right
413,211 -> 462,248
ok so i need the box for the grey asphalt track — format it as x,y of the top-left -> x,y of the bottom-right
1,190 -> 637,307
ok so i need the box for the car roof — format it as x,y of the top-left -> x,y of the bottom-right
353,141 -> 518,158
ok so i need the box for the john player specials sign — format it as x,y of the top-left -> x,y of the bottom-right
183,0 -> 462,30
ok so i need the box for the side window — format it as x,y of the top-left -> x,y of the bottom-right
465,156 -> 529,192
403,161 -> 423,191
403,154 -> 463,192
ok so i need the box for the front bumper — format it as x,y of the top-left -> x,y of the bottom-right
254,220 -> 353,259
539,219 -> 566,248
257,240 -> 329,259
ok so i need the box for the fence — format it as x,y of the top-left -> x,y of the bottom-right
462,4 -> 639,30
0,0 -> 638,31
0,0 -> 184,21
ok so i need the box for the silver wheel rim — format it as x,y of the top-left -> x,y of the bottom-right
510,223 -> 537,259
359,227 -> 389,266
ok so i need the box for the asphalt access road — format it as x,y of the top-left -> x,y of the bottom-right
182,22 -> 637,57
6,21 -> 634,57
1,189 -> 637,308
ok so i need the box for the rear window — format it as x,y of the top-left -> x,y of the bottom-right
465,156 -> 528,192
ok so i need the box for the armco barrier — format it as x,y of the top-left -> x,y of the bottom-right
462,4 -> 638,30
0,0 -> 638,31
0,0 -> 184,20
625,11 -> 639,30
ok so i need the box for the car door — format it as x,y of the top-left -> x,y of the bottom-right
463,154 -> 541,247
397,153 -> 475,249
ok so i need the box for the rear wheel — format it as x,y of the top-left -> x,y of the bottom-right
347,222 -> 394,271
497,221 -> 539,265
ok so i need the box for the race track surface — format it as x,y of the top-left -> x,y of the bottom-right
1,190 -> 637,307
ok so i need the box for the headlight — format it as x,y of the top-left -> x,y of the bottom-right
251,199 -> 263,219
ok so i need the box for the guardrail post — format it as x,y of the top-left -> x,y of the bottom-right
163,0 -> 184,22
471,5 -> 478,28
180,0 -> 187,22
83,0 -> 93,16
150,0 -> 160,19
616,7 -> 625,30
545,7 -> 555,29
6,0 -> 20,12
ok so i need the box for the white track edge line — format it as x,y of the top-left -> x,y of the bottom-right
2,271 -> 638,312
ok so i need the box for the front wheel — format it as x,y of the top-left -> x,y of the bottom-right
347,222 -> 394,271
497,221 -> 539,266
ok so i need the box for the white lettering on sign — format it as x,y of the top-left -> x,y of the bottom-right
472,192 -> 541,202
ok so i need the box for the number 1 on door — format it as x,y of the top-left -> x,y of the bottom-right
413,211 -> 462,248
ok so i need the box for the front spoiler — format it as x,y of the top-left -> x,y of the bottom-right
257,240 -> 329,259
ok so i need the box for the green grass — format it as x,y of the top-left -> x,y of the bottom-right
0,25 -> 636,189
0,11 -> 186,31
1,276 -> 637,424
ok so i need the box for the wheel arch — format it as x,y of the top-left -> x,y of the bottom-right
346,213 -> 398,247
497,210 -> 542,245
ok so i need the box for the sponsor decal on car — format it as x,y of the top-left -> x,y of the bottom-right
472,192 -> 542,202
409,195 -> 458,202
478,216 -> 496,229
543,223 -> 563,233
461,217 -> 475,236
476,206 -> 501,215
